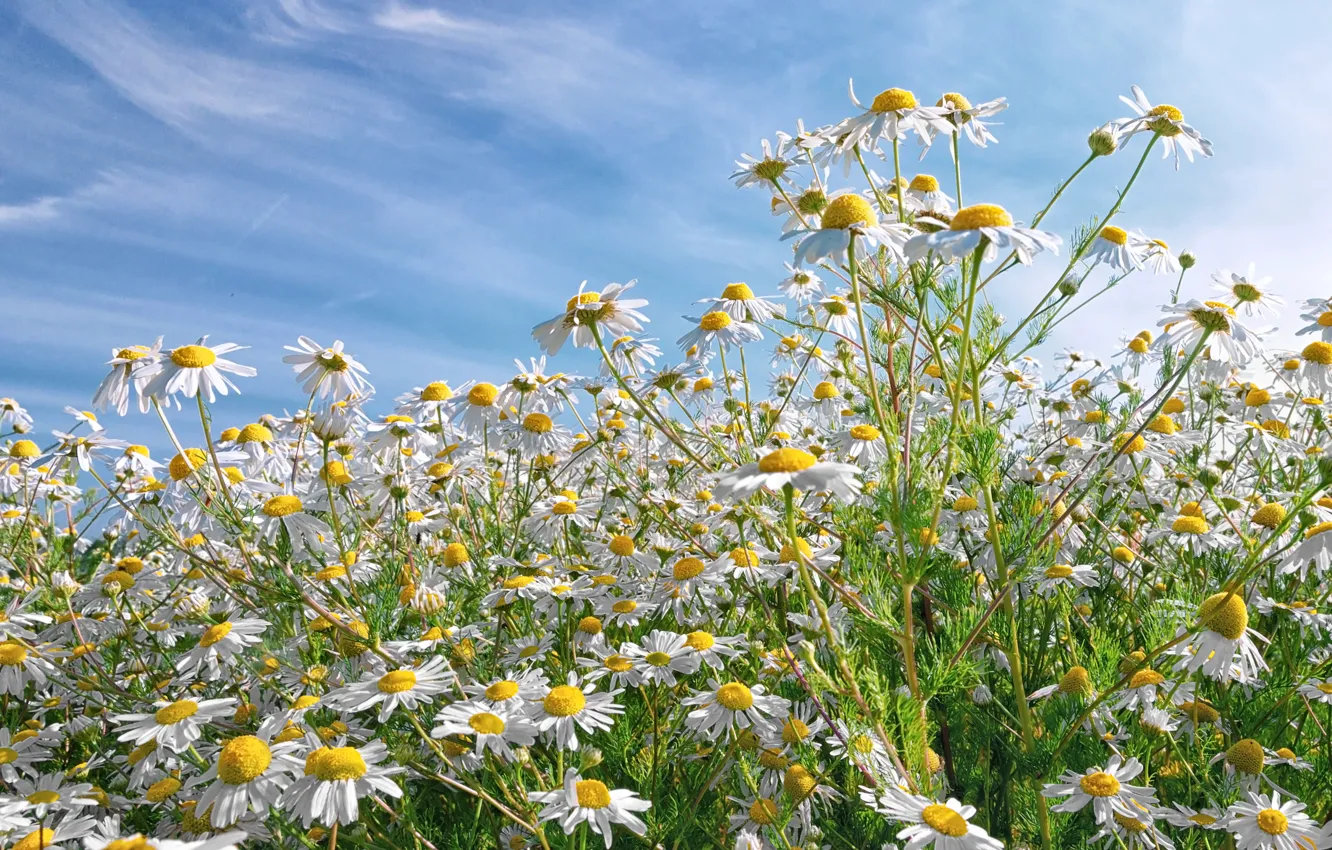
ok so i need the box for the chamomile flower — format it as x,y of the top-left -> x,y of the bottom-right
784,194 -> 913,267
905,203 -> 1060,265
839,82 -> 952,149
281,337 -> 372,399
677,312 -> 763,355
174,618 -> 269,680
864,787 -> 1004,850
431,702 -> 538,761
714,448 -> 861,502
112,697 -> 235,753
530,768 -> 651,849
778,264 -> 825,303
191,726 -> 303,827
698,283 -> 785,323
280,738 -> 404,828
323,656 -> 451,722
684,679 -> 789,740
1042,756 -> 1158,825
621,630 -> 701,686
532,281 -> 650,356
1173,591 -> 1268,682
1214,265 -> 1283,317
1116,85 -> 1213,169
1156,300 -> 1262,366
1223,791 -> 1322,850
1029,563 -> 1098,598
1087,225 -> 1144,272
533,674 -> 623,751
142,339 -> 256,404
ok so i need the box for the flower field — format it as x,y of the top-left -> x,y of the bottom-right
3,79 -> 1332,850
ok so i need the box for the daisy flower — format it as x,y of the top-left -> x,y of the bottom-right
323,656 -> 452,722
1156,299 -> 1262,365
838,82 -> 952,150
698,282 -> 785,323
676,311 -> 763,355
1087,225 -> 1144,272
142,338 -> 256,404
932,91 -> 1008,149
530,768 -> 651,849
1042,756 -> 1158,825
905,203 -> 1060,265
191,726 -> 303,827
904,174 -> 954,214
532,281 -> 650,356
621,630 -> 701,686
863,786 -> 1004,850
777,264 -> 825,303
731,138 -> 797,192
1223,791 -> 1322,850
1173,591 -> 1268,682
252,492 -> 332,553
91,341 -> 161,416
280,738 -> 404,828
174,618 -> 269,680
1116,85 -> 1213,169
431,701 -> 538,760
533,674 -> 624,751
0,639 -> 57,695
784,194 -> 912,267
1029,563 -> 1098,599
281,336 -> 373,400
684,679 -> 789,740
714,447 -> 861,502
112,697 -> 235,753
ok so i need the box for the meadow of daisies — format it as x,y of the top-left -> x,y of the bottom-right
2,79 -> 1331,850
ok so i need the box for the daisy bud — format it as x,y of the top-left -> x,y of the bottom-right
581,747 -> 604,770
1179,251 -> 1197,269
1088,124 -> 1119,156
1058,277 -> 1080,297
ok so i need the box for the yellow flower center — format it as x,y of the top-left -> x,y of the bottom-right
405,510 -> 425,523
1256,809 -> 1289,835
909,174 -> 939,192
937,92 -> 973,111
611,600 -> 637,614
922,803 -> 969,837
102,570 -> 135,592
870,87 -> 917,112
813,381 -> 839,400
782,717 -> 810,743
146,777 -> 181,803
1226,738 -> 1265,774
168,448 -> 210,481
577,616 -> 603,635
749,798 -> 779,825
608,535 -> 636,557
716,682 -> 754,710
485,680 -> 520,701
26,790 -> 60,804
673,557 -> 706,580
217,735 -> 273,784
1059,666 -> 1092,695
378,670 -> 417,693
1044,564 -> 1074,579
1171,515 -> 1209,535
468,712 -> 506,735
849,424 -> 880,441
305,746 -> 367,781
420,381 -> 452,401
821,194 -> 878,230
543,685 -> 586,717
199,622 -> 234,647
522,413 -> 553,434
13,829 -> 58,850
1251,503 -> 1286,529
783,764 -> 817,801
552,501 -> 578,516
685,631 -> 714,651
604,654 -> 633,673
1128,669 -> 1164,688
170,345 -> 217,368
1115,433 -> 1147,454
1179,700 -> 1220,724
237,423 -> 273,443
950,203 -> 1013,231
155,700 -> 199,725
1128,337 -> 1149,354
757,447 -> 817,474
722,282 -> 755,300
699,311 -> 732,331
468,383 -> 499,406
1099,225 -> 1128,245
1079,771 -> 1121,797
1200,591 -> 1249,640
263,495 -> 303,517
778,538 -> 814,563
645,651 -> 672,667
1147,104 -> 1185,135
1303,342 -> 1332,365
575,779 -> 611,809
503,575 -> 535,589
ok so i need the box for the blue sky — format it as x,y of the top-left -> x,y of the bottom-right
2,0 -> 1329,448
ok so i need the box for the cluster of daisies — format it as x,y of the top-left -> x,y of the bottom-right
0,78 -> 1330,850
